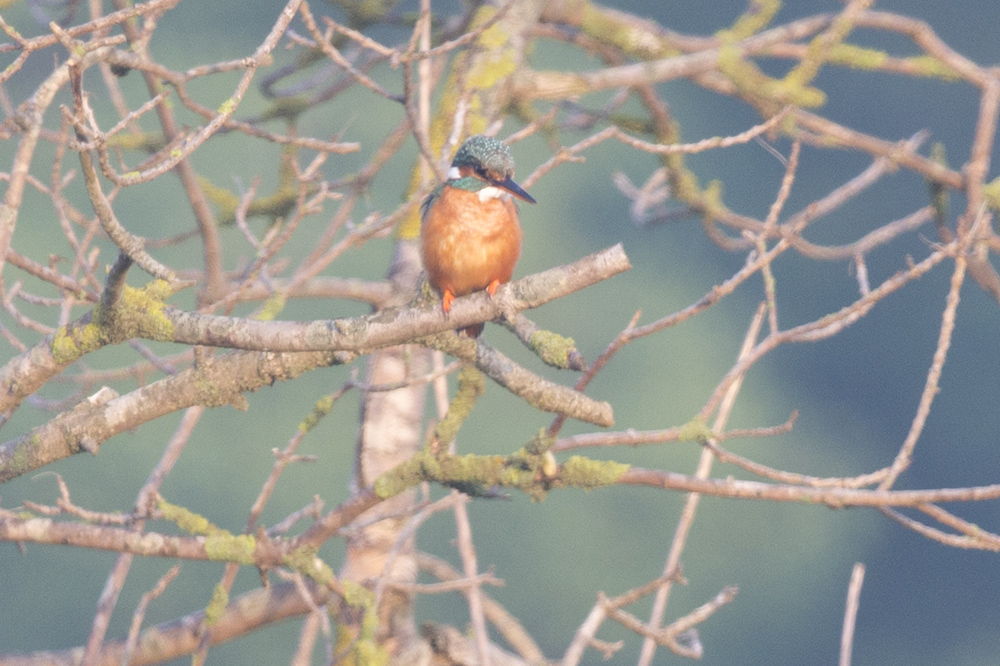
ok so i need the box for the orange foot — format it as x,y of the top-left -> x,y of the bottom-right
441,289 -> 455,315
486,278 -> 501,298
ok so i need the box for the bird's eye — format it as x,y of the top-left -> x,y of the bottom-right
474,166 -> 489,180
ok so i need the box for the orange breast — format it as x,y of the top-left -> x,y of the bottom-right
421,186 -> 523,297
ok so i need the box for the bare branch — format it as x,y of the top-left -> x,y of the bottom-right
839,563 -> 866,666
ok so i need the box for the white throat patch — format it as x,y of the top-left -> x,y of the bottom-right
477,186 -> 508,202
447,166 -> 509,201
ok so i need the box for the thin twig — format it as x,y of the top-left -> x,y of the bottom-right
637,303 -> 764,666
839,563 -> 866,666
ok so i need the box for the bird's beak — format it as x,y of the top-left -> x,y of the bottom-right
492,176 -> 536,204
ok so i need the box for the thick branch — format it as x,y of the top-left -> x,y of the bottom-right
0,245 -> 630,418
419,334 -> 613,427
164,244 -> 630,352
0,350 -> 340,482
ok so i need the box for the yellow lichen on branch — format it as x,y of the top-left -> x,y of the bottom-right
559,456 -> 630,489
374,446 -> 630,502
434,365 -> 485,447
50,279 -> 175,365
158,497 -> 257,565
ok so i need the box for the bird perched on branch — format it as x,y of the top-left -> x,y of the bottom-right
420,134 -> 536,337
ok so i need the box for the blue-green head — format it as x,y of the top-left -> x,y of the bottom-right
447,135 -> 536,204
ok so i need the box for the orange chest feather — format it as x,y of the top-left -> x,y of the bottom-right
420,186 -> 524,297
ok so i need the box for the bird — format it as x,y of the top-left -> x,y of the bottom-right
420,134 -> 536,337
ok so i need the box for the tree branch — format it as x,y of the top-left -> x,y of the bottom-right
0,245 -> 629,420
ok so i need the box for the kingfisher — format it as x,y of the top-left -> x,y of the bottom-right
420,134 -> 536,337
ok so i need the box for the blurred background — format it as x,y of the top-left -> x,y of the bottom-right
1,1 -> 999,664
